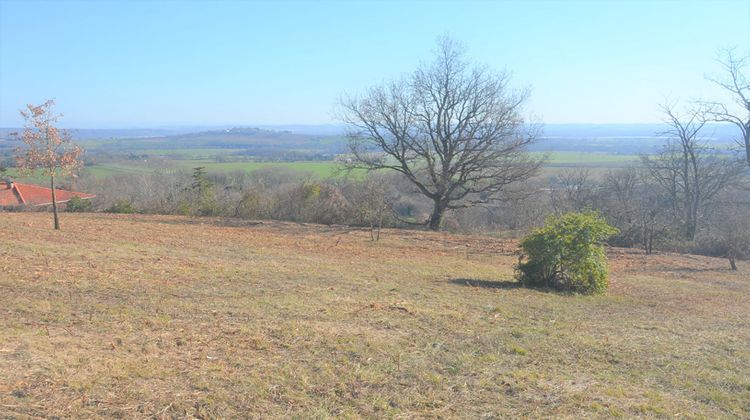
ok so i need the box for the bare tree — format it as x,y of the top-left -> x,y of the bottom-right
346,173 -> 394,241
13,100 -> 83,230
600,168 -> 640,246
705,49 -> 750,166
708,195 -> 750,270
642,102 -> 746,240
598,167 -> 672,253
338,37 -> 542,231
550,168 -> 595,214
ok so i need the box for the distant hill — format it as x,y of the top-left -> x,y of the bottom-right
2,123 -> 743,157
532,123 -> 740,154
81,127 -> 346,159
256,124 -> 347,136
0,127 -> 209,141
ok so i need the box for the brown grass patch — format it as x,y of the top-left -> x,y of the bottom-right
1,213 -> 748,418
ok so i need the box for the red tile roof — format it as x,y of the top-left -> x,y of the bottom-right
0,181 -> 95,207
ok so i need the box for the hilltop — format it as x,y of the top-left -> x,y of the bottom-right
0,213 -> 748,418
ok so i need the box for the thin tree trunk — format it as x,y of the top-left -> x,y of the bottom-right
729,256 -> 737,271
51,174 -> 60,230
375,213 -> 382,241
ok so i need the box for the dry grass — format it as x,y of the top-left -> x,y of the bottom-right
0,212 -> 748,418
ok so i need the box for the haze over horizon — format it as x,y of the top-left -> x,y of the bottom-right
1,0 -> 748,128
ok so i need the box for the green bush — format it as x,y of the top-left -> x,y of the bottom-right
65,196 -> 92,212
517,211 -> 618,294
105,200 -> 137,214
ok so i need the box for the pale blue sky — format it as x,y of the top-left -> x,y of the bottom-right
1,0 -> 748,127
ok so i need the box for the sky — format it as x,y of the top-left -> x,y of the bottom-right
0,0 -> 748,128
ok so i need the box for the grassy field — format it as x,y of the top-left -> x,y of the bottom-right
0,213 -> 747,418
3,151 -> 638,184
81,161 -> 348,179
175,160 -> 349,178
538,151 -> 638,164
4,161 -> 351,184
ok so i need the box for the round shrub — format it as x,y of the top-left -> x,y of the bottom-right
105,200 -> 137,214
65,196 -> 92,212
516,211 -> 618,294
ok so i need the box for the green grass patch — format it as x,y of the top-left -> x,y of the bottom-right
537,151 -> 639,164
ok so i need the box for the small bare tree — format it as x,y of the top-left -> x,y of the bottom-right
710,198 -> 750,270
13,100 -> 83,230
348,173 -> 393,241
338,37 -> 542,231
598,167 -> 671,253
600,167 -> 640,246
550,168 -> 595,214
704,49 -> 750,166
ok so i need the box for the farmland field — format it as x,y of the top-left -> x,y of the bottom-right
540,151 -> 638,164
4,151 -> 639,185
3,160 -> 351,183
0,213 -> 747,418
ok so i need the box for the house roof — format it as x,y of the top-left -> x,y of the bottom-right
0,181 -> 96,207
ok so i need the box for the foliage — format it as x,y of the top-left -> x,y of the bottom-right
517,212 -> 618,294
65,196 -> 92,212
190,166 -> 213,192
12,100 -> 83,178
187,166 -> 220,216
12,99 -> 84,229
104,200 -> 136,214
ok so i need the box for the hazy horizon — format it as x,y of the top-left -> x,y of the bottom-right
2,122 -> 742,144
0,121 -> 742,131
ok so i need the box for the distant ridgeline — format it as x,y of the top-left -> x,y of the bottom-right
0,123 -> 742,159
529,123 -> 740,154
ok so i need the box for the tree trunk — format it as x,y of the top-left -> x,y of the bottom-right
729,256 -> 737,271
685,219 -> 696,241
428,200 -> 447,231
51,174 -> 60,230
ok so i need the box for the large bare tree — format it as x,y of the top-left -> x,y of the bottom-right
705,49 -> 750,166
13,100 -> 83,230
338,38 -> 541,230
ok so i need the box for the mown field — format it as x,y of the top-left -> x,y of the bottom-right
0,212 -> 747,418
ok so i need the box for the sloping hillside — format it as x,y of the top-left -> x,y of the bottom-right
0,213 -> 748,418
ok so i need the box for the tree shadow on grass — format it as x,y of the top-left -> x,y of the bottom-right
449,278 -> 568,294
449,278 -> 522,290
